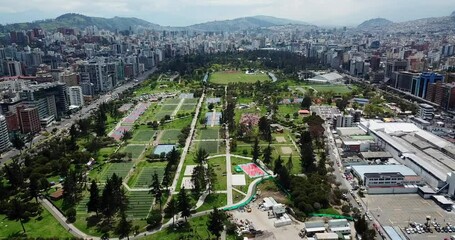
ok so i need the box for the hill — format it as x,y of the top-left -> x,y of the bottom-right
0,13 -> 160,32
357,18 -> 393,29
187,15 -> 309,32
451,11 -> 455,17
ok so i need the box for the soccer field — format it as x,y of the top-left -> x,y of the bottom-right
197,140 -> 219,154
160,130 -> 181,144
101,163 -> 134,182
199,128 -> 219,140
210,71 -> 270,84
126,191 -> 153,219
121,145 -> 146,159
131,167 -> 166,188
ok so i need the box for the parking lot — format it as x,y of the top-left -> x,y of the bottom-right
365,194 -> 455,240
230,201 -> 302,240
310,106 -> 340,120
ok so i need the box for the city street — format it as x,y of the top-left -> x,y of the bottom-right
0,67 -> 156,165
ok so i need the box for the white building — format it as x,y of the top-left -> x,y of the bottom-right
69,86 -> 84,107
0,115 -> 11,152
419,103 -> 434,120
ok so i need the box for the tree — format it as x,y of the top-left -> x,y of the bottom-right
28,174 -> 41,202
164,198 -> 178,225
191,165 -> 207,195
6,199 -> 29,233
150,172 -> 162,210
146,209 -> 163,229
300,95 -> 312,109
115,212 -> 132,240
11,133 -> 25,153
286,155 -> 293,173
299,131 -> 316,173
208,103 -> 215,111
251,137 -> 261,164
318,152 -> 327,175
121,130 -> 133,142
258,116 -> 272,142
206,164 -> 217,194
207,207 -> 226,239
262,144 -> 272,165
336,98 -> 348,112
199,117 -> 207,129
66,207 -> 77,223
354,216 -> 369,235
177,187 -> 191,221
194,148 -> 209,164
341,204 -> 351,215
87,180 -> 100,215
361,229 -> 377,240
274,156 -> 283,175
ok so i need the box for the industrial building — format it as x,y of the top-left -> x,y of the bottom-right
359,120 -> 455,196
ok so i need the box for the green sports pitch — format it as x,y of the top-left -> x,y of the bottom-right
210,71 -> 270,84
132,130 -> 156,142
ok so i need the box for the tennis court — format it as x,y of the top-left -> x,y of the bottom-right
239,163 -> 267,178
132,130 -> 156,142
110,126 -> 132,141
205,112 -> 222,126
153,144 -> 176,155
123,102 -> 151,124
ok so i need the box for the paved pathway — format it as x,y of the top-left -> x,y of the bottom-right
171,98 -> 185,117
210,110 -> 217,127
170,92 -> 205,193
224,86 -> 234,205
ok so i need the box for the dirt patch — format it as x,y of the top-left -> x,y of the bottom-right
281,146 -> 293,154
257,181 -> 288,204
275,136 -> 286,143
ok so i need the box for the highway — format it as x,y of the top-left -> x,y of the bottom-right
0,67 -> 157,166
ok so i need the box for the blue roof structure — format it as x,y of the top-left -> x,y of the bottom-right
154,144 -> 175,155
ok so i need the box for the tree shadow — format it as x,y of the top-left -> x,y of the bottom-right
7,231 -> 26,238
86,215 -> 102,228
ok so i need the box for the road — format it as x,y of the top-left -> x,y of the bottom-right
0,68 -> 156,166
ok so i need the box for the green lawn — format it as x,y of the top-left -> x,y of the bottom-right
130,167 -> 166,188
163,98 -> 182,104
127,191 -> 154,219
178,104 -> 196,111
143,216 -> 211,240
197,193 -> 227,212
132,130 -> 156,142
210,71 -> 270,84
120,144 -> 146,159
197,141 -> 219,154
161,104 -> 178,111
153,111 -> 174,121
100,162 -> 134,182
207,157 -> 227,191
199,128 -> 219,140
160,130 -> 181,144
0,208 -> 73,238
183,98 -> 199,104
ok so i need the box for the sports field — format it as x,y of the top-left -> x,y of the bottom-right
160,130 -> 181,144
101,162 -> 134,182
197,140 -> 219,154
199,128 -> 219,140
131,167 -> 166,188
120,145 -> 146,159
210,71 -> 270,84
126,191 -> 153,219
179,104 -> 196,111
153,111 -> 173,121
132,130 -> 156,142
163,98 -> 181,104
303,84 -> 352,94
161,104 -> 179,111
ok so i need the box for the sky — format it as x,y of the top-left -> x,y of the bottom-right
0,0 -> 454,27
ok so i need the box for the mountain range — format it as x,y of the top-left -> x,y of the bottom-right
1,12 -> 455,33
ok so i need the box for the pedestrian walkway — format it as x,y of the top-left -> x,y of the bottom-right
171,98 -> 185,117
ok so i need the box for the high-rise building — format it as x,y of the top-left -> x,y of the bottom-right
0,115 -> 11,152
4,112 -> 19,131
2,60 -> 22,76
411,72 -> 444,99
418,103 -> 434,120
389,71 -> 418,92
385,60 -> 407,79
69,86 -> 84,107
19,82 -> 69,119
17,106 -> 41,134
79,61 -> 112,93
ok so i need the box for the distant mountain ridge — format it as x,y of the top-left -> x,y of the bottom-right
357,18 -> 393,29
0,13 -> 161,32
186,15 -> 311,32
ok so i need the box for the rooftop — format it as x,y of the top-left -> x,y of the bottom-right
352,165 -> 418,179
360,151 -> 393,159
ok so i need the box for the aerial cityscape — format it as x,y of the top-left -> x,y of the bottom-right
1,1 -> 455,240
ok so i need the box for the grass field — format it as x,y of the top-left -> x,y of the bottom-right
199,128 -> 219,139
163,98 -> 181,104
303,84 -> 352,94
120,145 -> 146,159
208,157 -> 227,190
100,162 -> 134,182
210,71 -> 270,84
160,130 -> 181,144
197,141 -> 219,154
132,130 -> 156,142
179,104 -> 196,111
183,98 -> 199,104
131,167 -> 166,188
0,209 -> 73,238
197,193 -> 227,212
127,191 -> 154,219
153,111 -> 173,121
161,104 -> 178,111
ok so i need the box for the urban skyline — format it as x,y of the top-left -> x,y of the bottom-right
0,0 -> 454,26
